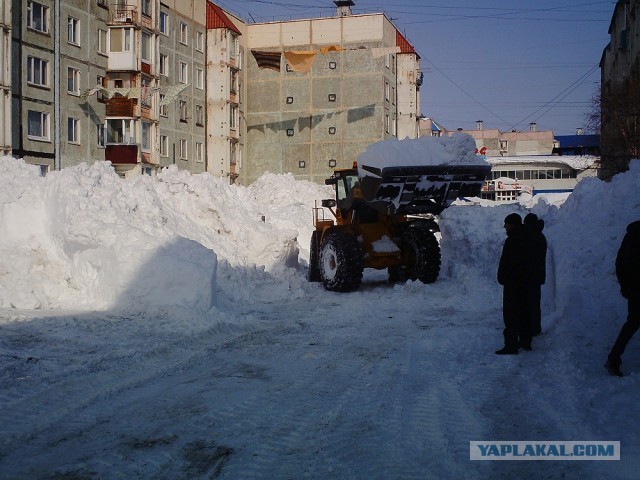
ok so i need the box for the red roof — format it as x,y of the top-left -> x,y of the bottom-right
207,2 -> 241,35
396,30 -> 419,59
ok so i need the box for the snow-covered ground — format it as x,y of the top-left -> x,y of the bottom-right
0,153 -> 639,479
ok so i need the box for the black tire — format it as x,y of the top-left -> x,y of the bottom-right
308,231 -> 321,282
403,226 -> 441,284
319,230 -> 363,292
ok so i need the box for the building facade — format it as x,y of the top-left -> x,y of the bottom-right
11,0 -> 109,173
438,120 -> 555,157
600,0 -> 640,178
241,1 -> 421,184
205,2 -> 245,183
1,0 -> 10,157
6,1 -> 420,184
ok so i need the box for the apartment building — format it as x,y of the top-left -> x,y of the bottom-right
6,1 -> 420,185
240,0 -> 422,184
421,119 -> 555,157
599,0 -> 640,178
11,0 -> 109,173
155,0 -> 207,174
206,2 -> 245,183
1,0 -> 10,156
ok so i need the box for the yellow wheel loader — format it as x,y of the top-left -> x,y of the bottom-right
309,145 -> 491,292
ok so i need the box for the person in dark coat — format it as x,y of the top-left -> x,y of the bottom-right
524,213 -> 547,336
605,220 -> 640,376
496,213 -> 533,354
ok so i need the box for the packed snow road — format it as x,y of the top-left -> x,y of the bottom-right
0,271 -> 630,480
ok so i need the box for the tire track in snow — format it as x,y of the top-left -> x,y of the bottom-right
0,311 -> 264,475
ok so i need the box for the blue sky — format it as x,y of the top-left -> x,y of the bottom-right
217,0 -> 613,136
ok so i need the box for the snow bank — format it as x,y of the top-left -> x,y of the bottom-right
0,157 -> 333,312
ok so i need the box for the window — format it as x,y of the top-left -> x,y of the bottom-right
27,56 -> 48,86
385,114 -> 390,133
141,31 -> 152,62
179,139 -> 187,159
196,31 -> 204,52
230,34 -> 238,59
68,117 -> 80,143
27,2 -> 49,33
286,129 -> 294,137
195,105 -> 204,126
141,122 -> 151,151
230,69 -> 239,94
195,142 -> 203,162
159,54 -> 168,76
106,119 -> 135,144
230,104 -> 239,130
98,29 -> 107,55
159,95 -> 168,116
329,61 -> 337,69
179,100 -> 188,122
286,97 -> 294,104
196,68 -> 204,89
68,17 -> 79,45
27,110 -> 50,140
160,135 -> 168,157
179,62 -> 188,83
96,75 -> 105,101
385,81 -> 390,101
160,12 -> 169,35
142,0 -> 151,17
328,94 -> 336,102
329,127 -> 336,135
97,0 -> 107,7
141,77 -> 152,107
179,22 -> 188,45
67,67 -> 80,95
110,28 -> 132,52
230,141 -> 239,166
97,122 -> 105,147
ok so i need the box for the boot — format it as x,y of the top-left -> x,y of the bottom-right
605,357 -> 623,377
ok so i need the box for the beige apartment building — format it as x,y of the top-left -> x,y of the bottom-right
420,119 -> 555,157
240,0 -> 422,184
6,1 -> 420,184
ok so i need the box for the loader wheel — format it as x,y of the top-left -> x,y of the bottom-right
308,231 -> 321,282
403,227 -> 441,284
319,231 -> 363,292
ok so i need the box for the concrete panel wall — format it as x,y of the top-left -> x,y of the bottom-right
1,0 -> 11,154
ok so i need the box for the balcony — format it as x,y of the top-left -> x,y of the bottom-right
108,6 -> 137,25
106,97 -> 136,117
106,144 -> 138,165
108,50 -> 137,71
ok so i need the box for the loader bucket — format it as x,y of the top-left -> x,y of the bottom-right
359,164 -> 492,215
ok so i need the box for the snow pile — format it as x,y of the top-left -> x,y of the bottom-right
440,160 -> 640,345
356,133 -> 489,176
0,158 -> 330,311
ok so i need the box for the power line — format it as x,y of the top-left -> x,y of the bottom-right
509,64 -> 599,130
423,57 -> 512,126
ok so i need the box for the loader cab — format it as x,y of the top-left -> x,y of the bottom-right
326,169 -> 360,217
